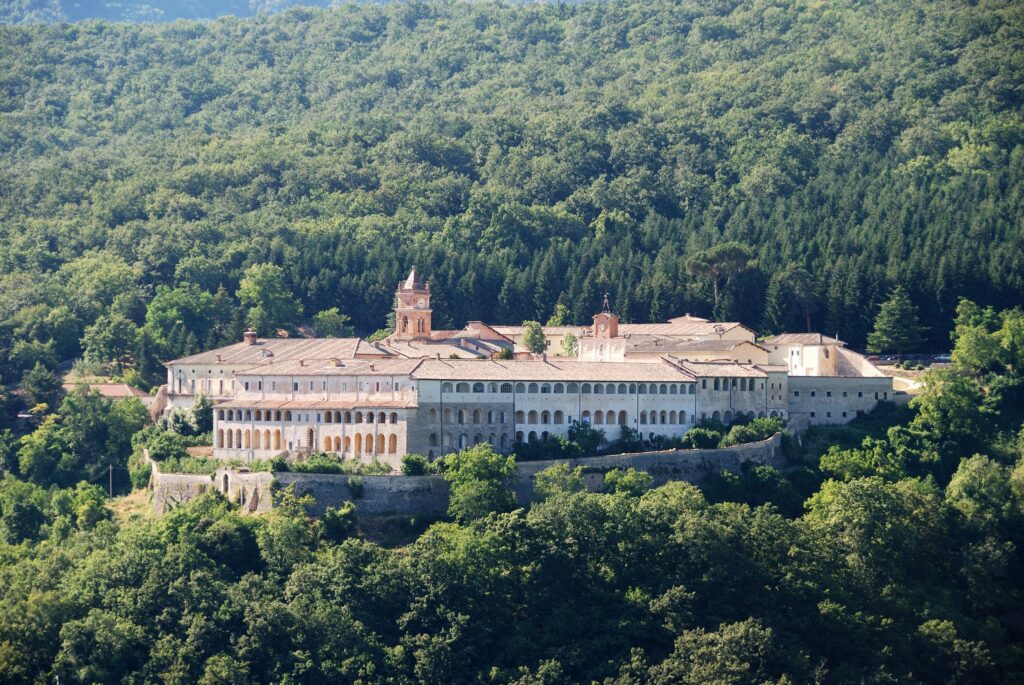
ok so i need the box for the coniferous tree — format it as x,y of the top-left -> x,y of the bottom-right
868,286 -> 926,359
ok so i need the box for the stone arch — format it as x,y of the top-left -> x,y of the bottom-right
374,433 -> 384,454
660,410 -> 667,424
429,433 -> 438,447
515,410 -> 525,423
528,431 -> 538,442
274,430 -> 282,450
355,433 -> 363,454
605,410 -> 615,425
594,411 -> 604,425
640,411 -> 647,424
388,434 -> 397,454
235,429 -> 242,448
254,431 -> 261,449
680,410 -> 687,423
618,410 -> 627,425
712,410 -> 721,421
390,412 -> 398,424
324,436 -> 332,451
217,429 -> 224,448
528,410 -> 538,424
554,410 -> 564,424
343,436 -> 351,453
378,412 -> 386,424
724,410 -> 733,424
581,411 -> 591,424
541,410 -> 550,424
473,409 -> 482,424
334,436 -> 342,452
669,411 -> 677,424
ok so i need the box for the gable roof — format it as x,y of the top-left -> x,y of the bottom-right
762,333 -> 845,346
167,337 -> 378,366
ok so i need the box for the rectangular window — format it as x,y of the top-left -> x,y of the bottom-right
244,382 -> 249,391
272,381 -> 277,390
826,391 -> 831,397
858,391 -> 863,398
810,412 -> 816,418
842,391 -> 847,398
826,412 -> 832,418
884,392 -> 888,400
702,379 -> 707,389
258,381 -> 262,391
293,382 -> 298,392
810,391 -> 816,397
842,412 -> 847,418
794,391 -> 800,397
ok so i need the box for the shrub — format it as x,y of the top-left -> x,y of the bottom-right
442,444 -> 516,523
319,501 -> 357,542
347,476 -> 364,499
400,454 -> 430,476
604,467 -> 654,496
720,417 -> 786,447
681,428 -> 723,449
533,463 -> 585,501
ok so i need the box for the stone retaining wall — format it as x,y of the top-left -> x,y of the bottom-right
151,433 -> 785,517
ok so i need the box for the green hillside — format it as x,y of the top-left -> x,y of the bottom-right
0,0 -> 1022,381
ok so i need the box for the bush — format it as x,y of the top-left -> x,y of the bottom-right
720,417 -> 786,447
681,428 -> 723,449
604,467 -> 653,497
319,501 -> 357,543
347,476 -> 364,499
400,454 -> 430,476
442,444 -> 516,523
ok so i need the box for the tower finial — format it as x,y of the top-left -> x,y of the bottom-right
602,292 -> 611,314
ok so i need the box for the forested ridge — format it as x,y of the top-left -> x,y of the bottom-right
1,303 -> 1023,683
0,0 -> 1022,381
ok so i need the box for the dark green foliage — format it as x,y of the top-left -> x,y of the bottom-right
720,416 -> 786,447
0,0 -> 1021,399
318,501 -> 356,543
680,427 -> 722,449
399,453 -> 429,476
442,443 -> 516,523
603,467 -> 653,497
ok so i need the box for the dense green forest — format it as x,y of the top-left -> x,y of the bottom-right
0,302 -> 1022,683
0,1 -> 339,24
0,0 -> 1022,397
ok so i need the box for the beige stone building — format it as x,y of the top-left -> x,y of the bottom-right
163,270 -> 897,468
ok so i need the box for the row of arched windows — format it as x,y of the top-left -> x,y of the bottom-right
427,432 -> 510,450
217,428 -> 282,450
322,433 -> 399,455
218,409 -> 399,424
440,381 -> 697,395
430,408 -> 507,425
639,410 -> 688,425
709,378 -> 761,391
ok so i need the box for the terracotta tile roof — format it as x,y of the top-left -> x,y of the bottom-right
235,358 -> 425,377
762,333 -> 845,346
217,398 -> 418,410
617,321 -> 752,337
667,358 -> 768,378
410,358 -> 696,382
62,382 -> 149,399
167,337 -> 376,366
625,337 -> 766,353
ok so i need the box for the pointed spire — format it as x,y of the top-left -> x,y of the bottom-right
402,267 -> 421,290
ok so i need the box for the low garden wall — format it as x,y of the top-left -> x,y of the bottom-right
151,432 -> 786,518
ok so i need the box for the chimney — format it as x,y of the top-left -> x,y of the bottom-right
369,363 -> 375,371
299,359 -> 304,367
243,330 -> 257,346
216,353 -> 222,362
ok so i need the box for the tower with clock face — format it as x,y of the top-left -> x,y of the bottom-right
592,294 -> 619,339
393,268 -> 432,341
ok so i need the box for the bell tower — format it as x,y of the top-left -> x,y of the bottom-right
592,293 -> 619,338
394,268 -> 432,340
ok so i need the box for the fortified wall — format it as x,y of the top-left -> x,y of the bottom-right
151,433 -> 786,517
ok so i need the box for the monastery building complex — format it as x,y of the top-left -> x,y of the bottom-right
164,270 -> 896,469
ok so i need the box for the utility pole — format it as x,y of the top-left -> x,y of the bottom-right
108,464 -> 113,498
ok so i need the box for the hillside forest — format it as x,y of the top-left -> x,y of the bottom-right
0,299 -> 1023,683
0,0 -> 1022,401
